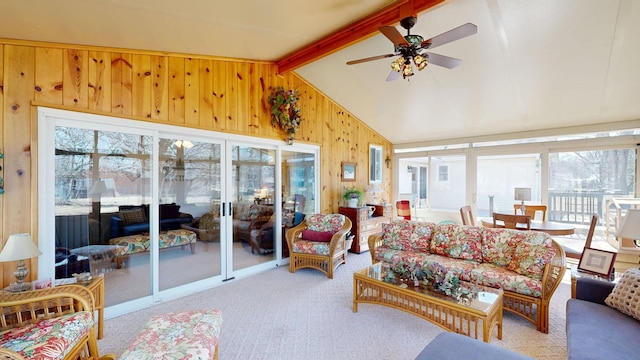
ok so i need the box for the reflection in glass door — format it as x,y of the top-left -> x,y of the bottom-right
230,144 -> 276,271
54,126 -> 153,305
157,137 -> 222,291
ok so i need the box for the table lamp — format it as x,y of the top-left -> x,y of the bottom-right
616,209 -> 640,248
514,187 -> 531,215
0,233 -> 42,291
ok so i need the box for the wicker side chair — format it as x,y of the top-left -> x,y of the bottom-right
286,214 -> 352,279
0,285 -> 115,360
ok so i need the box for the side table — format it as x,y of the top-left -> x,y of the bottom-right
61,275 -> 105,339
570,264 -> 617,299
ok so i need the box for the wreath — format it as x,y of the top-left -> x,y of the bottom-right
268,87 -> 302,143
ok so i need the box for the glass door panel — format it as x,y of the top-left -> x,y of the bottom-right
54,126 -> 152,306
281,150 -> 316,257
157,137 -> 222,291
230,145 -> 276,270
477,154 -> 541,217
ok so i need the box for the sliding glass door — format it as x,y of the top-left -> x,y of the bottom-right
40,108 -> 320,315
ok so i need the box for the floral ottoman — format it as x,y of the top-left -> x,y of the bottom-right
109,229 -> 197,268
120,309 -> 222,360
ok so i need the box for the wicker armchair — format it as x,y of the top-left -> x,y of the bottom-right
0,285 -> 115,360
286,214 -> 352,279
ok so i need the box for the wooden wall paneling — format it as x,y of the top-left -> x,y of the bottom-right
0,44 -> 4,278
184,58 -> 199,126
198,59 -> 213,128
236,62 -> 251,134
111,53 -> 133,116
34,48 -> 63,105
212,60 -> 226,129
224,62 -> 237,132
151,55 -> 168,121
131,54 -> 152,119
88,51 -> 111,112
63,49 -> 88,108
3,45 -> 35,285
248,63 -> 260,136
257,64 -> 274,137
168,57 -> 185,124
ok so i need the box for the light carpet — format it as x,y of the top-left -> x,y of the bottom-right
99,251 -> 571,359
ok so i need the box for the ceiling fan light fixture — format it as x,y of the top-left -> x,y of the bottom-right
390,57 -> 404,72
414,55 -> 428,71
402,64 -> 414,78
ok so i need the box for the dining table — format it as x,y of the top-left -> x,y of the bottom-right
479,217 -> 575,236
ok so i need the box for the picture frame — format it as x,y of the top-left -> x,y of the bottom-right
369,144 -> 383,184
342,162 -> 356,182
32,277 -> 53,290
578,247 -> 617,277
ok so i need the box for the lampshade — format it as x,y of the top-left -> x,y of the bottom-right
514,188 -> 532,202
0,233 -> 42,262
89,180 -> 108,195
616,209 -> 640,240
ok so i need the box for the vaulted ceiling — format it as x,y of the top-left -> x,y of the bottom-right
3,0 -> 639,145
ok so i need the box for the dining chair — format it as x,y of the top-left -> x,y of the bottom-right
493,213 -> 531,230
513,204 -> 547,221
563,214 -> 598,260
396,200 -> 411,220
459,205 -> 475,226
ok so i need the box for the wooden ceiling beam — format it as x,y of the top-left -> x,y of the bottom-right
276,0 -> 445,74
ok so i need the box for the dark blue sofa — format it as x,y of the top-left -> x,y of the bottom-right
566,277 -> 640,360
110,203 -> 193,239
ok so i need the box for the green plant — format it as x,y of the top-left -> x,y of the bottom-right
268,86 -> 302,144
342,186 -> 364,201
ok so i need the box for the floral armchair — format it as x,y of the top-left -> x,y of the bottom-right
0,285 -> 114,360
286,214 -> 352,278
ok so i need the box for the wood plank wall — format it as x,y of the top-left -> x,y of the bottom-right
0,39 -> 392,287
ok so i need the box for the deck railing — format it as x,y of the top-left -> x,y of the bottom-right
547,191 -> 605,225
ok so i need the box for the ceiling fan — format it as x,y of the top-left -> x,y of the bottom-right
346,16 -> 477,81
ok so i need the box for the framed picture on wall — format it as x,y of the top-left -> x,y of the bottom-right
342,162 -> 356,182
369,144 -> 382,184
578,247 -> 617,277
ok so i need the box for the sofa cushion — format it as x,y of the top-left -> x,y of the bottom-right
234,203 -> 254,220
420,254 -> 477,283
292,240 -> 331,256
605,268 -> 640,321
567,298 -> 640,360
0,311 -> 94,360
306,214 -> 346,233
159,203 -> 181,219
482,228 -> 522,266
506,234 -> 555,280
471,263 -> 544,297
120,207 -> 147,225
430,224 -> 483,262
301,230 -> 334,242
380,220 -> 418,251
408,222 -> 436,252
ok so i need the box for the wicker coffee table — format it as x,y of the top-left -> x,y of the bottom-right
353,264 -> 503,342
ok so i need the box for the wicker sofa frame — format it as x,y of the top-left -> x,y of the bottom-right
286,216 -> 352,279
0,285 -> 114,360
368,233 -> 566,333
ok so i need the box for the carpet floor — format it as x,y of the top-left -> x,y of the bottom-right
98,250 -> 571,359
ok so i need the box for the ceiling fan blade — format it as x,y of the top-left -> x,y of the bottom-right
421,23 -> 477,49
379,26 -> 409,47
424,52 -> 462,69
385,70 -> 401,82
346,53 -> 396,65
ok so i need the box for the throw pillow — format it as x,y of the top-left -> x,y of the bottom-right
301,230 -> 334,242
605,268 -> 640,321
159,203 -> 181,219
120,208 -> 147,225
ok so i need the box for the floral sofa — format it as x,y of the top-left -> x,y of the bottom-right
368,220 -> 566,333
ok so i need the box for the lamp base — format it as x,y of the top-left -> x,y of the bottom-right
4,282 -> 32,292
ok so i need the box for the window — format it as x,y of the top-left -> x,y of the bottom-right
438,165 -> 449,182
